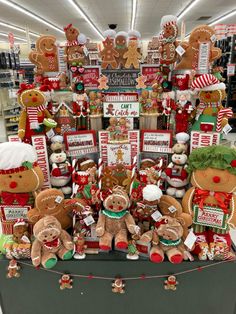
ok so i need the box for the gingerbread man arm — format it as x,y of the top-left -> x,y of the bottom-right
140,230 -> 154,243
123,51 -> 129,59
227,195 -> 236,229
96,213 -> 106,236
29,51 -> 42,68
44,109 -> 52,119
210,47 -> 222,62
178,41 -> 189,51
112,49 -> 119,57
27,207 -> 41,224
124,213 -> 139,234
136,51 -> 142,59
18,110 -> 27,139
182,186 -> 195,216
31,239 -> 42,267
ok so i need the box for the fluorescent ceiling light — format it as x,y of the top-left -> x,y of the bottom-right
208,9 -> 236,26
131,0 -> 137,30
177,0 -> 202,20
0,32 -> 27,42
0,0 -> 64,34
0,21 -> 40,38
67,0 -> 104,40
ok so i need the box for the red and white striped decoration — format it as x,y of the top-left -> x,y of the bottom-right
129,156 -> 137,195
98,158 -> 103,191
216,108 -> 233,132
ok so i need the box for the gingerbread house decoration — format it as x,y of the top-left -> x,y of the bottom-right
53,102 -> 76,135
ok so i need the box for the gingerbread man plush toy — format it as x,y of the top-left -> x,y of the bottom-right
29,35 -> 59,74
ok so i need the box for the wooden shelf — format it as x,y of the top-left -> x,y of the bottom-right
6,122 -> 18,127
4,114 -> 19,119
6,130 -> 18,135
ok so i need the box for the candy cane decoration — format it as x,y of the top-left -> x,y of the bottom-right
129,156 -> 137,196
216,108 -> 233,132
157,158 -> 163,188
71,158 -> 78,198
98,158 -> 103,191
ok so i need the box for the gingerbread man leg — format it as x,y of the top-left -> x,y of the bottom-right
125,60 -> 132,69
99,231 -> 113,251
111,61 -> 117,69
166,247 -> 183,264
114,229 -> 128,249
57,246 -> 73,261
133,59 -> 139,69
41,252 -> 58,269
149,245 -> 164,263
102,61 -> 109,69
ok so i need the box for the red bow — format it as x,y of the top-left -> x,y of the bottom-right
45,52 -> 55,57
155,218 -> 168,228
195,188 -> 232,214
44,238 -> 59,248
17,83 -> 35,95
64,23 -> 72,31
1,192 -> 30,206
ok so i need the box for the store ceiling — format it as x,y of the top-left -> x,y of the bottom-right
0,0 -> 235,43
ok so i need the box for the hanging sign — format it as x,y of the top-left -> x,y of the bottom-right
8,32 -> 14,49
141,65 -> 161,86
190,131 -> 220,152
102,69 -> 139,88
103,102 -> 140,118
83,66 -> 101,89
197,42 -> 210,74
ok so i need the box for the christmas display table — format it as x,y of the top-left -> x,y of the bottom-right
0,253 -> 236,314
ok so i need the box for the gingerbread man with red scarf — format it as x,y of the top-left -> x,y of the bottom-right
182,145 -> 236,258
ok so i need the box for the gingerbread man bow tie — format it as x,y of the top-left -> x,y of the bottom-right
1,192 -> 29,206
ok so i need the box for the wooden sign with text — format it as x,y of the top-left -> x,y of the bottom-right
102,69 -> 139,88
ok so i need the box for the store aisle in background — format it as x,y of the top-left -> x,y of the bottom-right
0,117 -> 6,142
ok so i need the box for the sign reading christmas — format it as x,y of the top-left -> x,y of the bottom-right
103,102 -> 140,118
193,205 -> 228,229
1,205 -> 30,221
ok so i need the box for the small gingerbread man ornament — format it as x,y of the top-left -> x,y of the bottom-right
7,259 -> 21,279
112,278 -> 125,294
136,75 -> 147,89
59,274 -> 73,290
164,275 -> 178,291
98,75 -> 109,90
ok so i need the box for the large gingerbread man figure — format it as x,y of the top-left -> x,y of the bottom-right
100,37 -> 119,69
29,35 -> 59,74
123,40 -> 141,69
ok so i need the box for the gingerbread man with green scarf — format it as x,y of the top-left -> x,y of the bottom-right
182,145 -> 236,256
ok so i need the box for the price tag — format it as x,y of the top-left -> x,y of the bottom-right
175,45 -> 186,56
184,229 -> 197,250
83,46 -> 89,56
151,210 -> 163,222
210,34 -> 216,42
168,206 -> 177,213
227,64 -> 235,76
21,235 -> 30,243
30,122 -> 39,129
84,215 -> 95,226
46,128 -> 55,139
222,123 -> 232,134
55,196 -> 63,203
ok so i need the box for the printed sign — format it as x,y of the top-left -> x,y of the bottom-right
8,32 -> 14,49
58,46 -> 67,72
31,135 -> 51,189
103,102 -> 139,118
141,65 -> 161,86
8,135 -> 21,142
193,205 -> 228,230
64,131 -> 97,156
141,130 -> 172,153
227,64 -> 235,77
190,131 -> 220,152
99,130 -> 139,167
83,66 -> 101,89
136,240 -> 151,258
107,143 -> 131,166
198,42 -> 210,74
1,205 -> 30,221
104,92 -> 138,102
102,69 -> 139,88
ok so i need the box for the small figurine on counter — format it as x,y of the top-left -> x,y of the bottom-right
12,219 -> 30,244
126,239 -> 139,260
164,275 -> 178,291
73,232 -> 87,260
112,278 -> 125,294
59,274 -> 73,290
72,77 -> 89,130
7,259 -> 21,279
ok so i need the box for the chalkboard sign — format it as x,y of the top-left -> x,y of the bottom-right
102,69 -> 139,88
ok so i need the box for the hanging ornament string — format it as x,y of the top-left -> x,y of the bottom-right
2,257 -> 234,281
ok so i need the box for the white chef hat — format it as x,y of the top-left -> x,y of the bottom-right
103,29 -> 116,39
0,142 -> 38,172
128,30 -> 141,40
143,184 -> 163,201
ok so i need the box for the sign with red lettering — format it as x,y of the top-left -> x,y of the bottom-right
8,135 -> 21,142
190,131 -> 220,152
104,92 -> 138,102
103,102 -> 139,118
8,32 -> 14,49
1,205 -> 31,222
98,130 -> 139,167
141,130 -> 173,152
31,135 -> 51,190
64,130 -> 97,156
83,66 -> 101,89
141,64 -> 161,86
193,205 -> 228,229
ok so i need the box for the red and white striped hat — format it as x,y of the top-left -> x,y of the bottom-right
160,15 -> 177,29
191,74 -> 226,91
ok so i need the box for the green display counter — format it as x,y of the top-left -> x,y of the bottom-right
0,252 -> 236,314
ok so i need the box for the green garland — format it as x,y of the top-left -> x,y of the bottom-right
102,209 -> 128,219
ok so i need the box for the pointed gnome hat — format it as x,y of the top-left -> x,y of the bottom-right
191,74 -> 226,91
